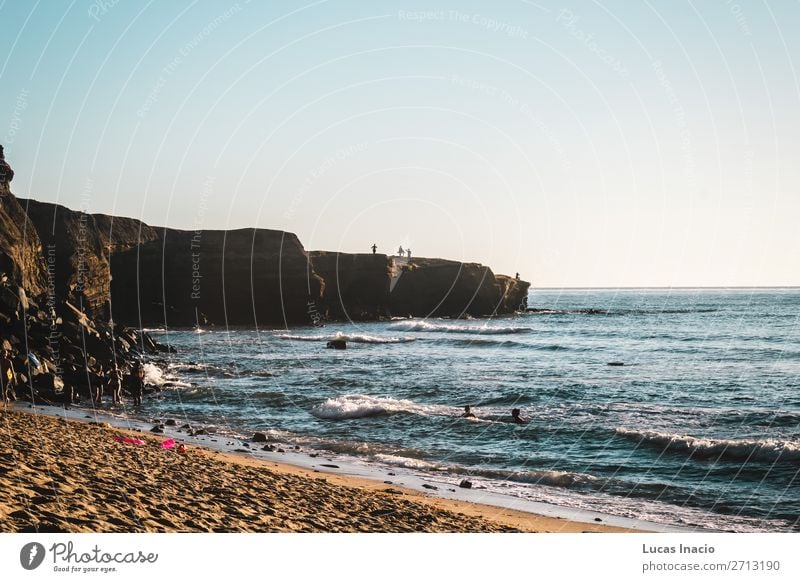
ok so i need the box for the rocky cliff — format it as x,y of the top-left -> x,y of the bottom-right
0,144 -> 531,407
2,145 -> 529,330
21,198 -> 112,318
0,149 -> 168,406
110,228 -> 324,327
0,149 -> 48,297
309,251 -> 392,321
389,258 -> 529,318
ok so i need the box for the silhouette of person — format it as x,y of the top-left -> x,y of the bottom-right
515,272 -> 520,280
371,243 -> 377,254
461,405 -> 475,419
511,408 -> 527,424
1,350 -> 17,406
407,249 -> 412,259
398,245 -> 404,257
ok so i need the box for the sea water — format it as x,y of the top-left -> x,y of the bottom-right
140,289 -> 800,532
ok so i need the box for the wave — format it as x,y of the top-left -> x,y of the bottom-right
615,428 -> 800,463
436,338 -> 523,348
310,394 -> 454,420
525,307 -> 719,316
389,320 -> 528,334
275,332 -> 415,344
368,454 -> 601,489
142,363 -> 192,388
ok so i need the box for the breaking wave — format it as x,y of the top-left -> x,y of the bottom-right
276,332 -> 415,344
615,428 -> 800,463
310,394 -> 454,420
389,320 -> 528,334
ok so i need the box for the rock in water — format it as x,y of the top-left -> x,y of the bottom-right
252,432 -> 268,442
326,339 -> 346,350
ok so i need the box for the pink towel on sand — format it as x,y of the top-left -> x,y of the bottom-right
161,438 -> 176,449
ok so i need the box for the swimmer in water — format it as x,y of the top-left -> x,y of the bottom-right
511,408 -> 527,424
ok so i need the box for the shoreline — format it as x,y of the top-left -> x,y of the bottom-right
1,404 -> 648,533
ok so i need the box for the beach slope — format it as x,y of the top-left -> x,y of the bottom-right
0,409 -> 625,533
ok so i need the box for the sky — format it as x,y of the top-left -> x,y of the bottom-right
1,0 -> 798,287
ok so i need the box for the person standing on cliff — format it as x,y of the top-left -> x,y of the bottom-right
407,248 -> 412,259
371,243 -> 377,254
397,245 -> 404,257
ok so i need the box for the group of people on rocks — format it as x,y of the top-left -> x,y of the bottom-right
369,243 -> 412,260
82,361 -> 146,407
1,348 -> 148,409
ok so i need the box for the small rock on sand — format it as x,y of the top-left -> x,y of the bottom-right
422,484 -> 438,490
459,480 -> 473,489
252,432 -> 268,443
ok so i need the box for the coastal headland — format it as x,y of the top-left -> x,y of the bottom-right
1,147 -> 527,404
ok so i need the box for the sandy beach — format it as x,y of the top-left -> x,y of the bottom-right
0,407 -> 630,533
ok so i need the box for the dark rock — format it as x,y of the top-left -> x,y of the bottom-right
320,464 -> 340,469
309,252 -> 392,321
234,448 -> 249,453
262,445 -> 276,452
165,419 -> 177,426
389,257 -> 529,317
458,480 -> 473,489
252,432 -> 268,443
594,517 -> 603,522
607,362 -> 625,366
150,426 -> 164,433
326,339 -> 346,350
109,227 -> 323,326
422,483 -> 438,490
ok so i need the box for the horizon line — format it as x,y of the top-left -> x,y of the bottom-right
531,286 -> 800,290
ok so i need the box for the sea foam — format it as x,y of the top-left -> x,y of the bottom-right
615,428 -> 800,463
389,320 -> 528,334
311,394 -> 453,420
276,332 -> 414,344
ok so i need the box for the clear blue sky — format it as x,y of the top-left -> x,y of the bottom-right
1,0 -> 798,286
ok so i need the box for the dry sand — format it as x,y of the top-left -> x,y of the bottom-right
0,408 -> 631,533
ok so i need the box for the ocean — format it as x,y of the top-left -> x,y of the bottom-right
138,288 -> 799,532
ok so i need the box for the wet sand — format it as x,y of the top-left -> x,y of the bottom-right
0,408 -> 631,533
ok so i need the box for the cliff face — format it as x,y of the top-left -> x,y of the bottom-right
1,147 -> 529,328
0,156 -> 48,297
93,213 -> 159,254
495,274 -> 530,313
21,198 -> 112,318
309,251 -> 392,320
110,228 -> 323,327
389,258 -> 510,317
